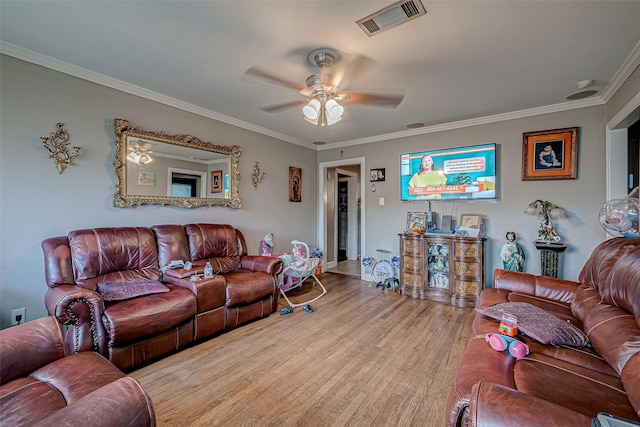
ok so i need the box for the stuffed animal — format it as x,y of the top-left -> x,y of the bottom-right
259,233 -> 274,256
292,243 -> 307,267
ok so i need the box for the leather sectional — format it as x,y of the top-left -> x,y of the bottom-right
42,223 -> 283,372
0,316 -> 155,426
446,237 -> 640,426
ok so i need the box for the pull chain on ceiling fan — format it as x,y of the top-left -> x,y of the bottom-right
244,48 -> 405,127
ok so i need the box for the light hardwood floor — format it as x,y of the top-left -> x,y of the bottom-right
130,273 -> 475,427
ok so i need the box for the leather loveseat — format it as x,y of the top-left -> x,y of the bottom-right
446,237 -> 640,426
42,223 -> 283,372
0,316 -> 155,426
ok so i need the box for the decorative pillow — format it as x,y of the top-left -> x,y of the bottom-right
475,302 -> 589,347
98,280 -> 169,302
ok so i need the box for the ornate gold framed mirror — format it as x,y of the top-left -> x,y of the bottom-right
113,118 -> 241,208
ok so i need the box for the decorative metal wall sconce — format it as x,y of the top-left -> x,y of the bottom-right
41,123 -> 81,173
252,161 -> 266,190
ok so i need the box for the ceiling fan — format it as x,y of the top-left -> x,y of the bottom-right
244,48 -> 405,126
127,139 -> 153,164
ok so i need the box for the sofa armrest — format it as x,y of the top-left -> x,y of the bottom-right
469,381 -> 592,427
44,285 -> 108,356
241,255 -> 283,276
493,269 -> 579,304
32,376 -> 156,427
0,316 -> 66,384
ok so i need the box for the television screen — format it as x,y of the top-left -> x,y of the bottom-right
400,143 -> 496,201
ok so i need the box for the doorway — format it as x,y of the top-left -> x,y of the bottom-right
317,157 -> 365,279
606,91 -> 640,205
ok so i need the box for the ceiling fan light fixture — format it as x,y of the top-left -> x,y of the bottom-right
325,98 -> 344,121
138,153 -> 153,164
326,114 -> 342,126
303,99 -> 321,120
127,151 -> 140,163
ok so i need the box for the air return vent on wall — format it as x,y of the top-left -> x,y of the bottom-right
356,0 -> 427,37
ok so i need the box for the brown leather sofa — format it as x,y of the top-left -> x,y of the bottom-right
42,223 -> 283,372
0,316 -> 155,426
446,237 -> 640,426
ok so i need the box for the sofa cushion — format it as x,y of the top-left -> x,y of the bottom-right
102,285 -> 196,345
68,227 -> 160,291
476,302 -> 588,347
98,280 -> 169,302
223,270 -> 275,307
151,224 -> 191,269
184,224 -> 241,273
0,379 -> 66,426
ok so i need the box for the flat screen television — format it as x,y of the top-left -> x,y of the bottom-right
400,143 -> 496,201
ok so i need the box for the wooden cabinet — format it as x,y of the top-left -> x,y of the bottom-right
399,233 -> 486,308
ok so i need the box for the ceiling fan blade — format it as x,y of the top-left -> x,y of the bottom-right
329,53 -> 377,89
339,91 -> 405,107
259,99 -> 306,113
244,67 -> 305,91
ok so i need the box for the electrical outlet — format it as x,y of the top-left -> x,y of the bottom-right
11,308 -> 25,326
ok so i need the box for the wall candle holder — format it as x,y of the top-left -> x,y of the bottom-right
252,161 -> 266,190
41,123 -> 81,174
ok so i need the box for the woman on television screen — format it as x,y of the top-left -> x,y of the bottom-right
408,155 -> 447,198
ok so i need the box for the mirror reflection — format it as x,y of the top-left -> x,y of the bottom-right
113,119 -> 241,208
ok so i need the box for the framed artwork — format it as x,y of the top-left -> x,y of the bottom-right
459,213 -> 482,229
138,171 -> 154,186
370,168 -> 386,182
211,170 -> 222,193
406,211 -> 427,233
289,167 -> 302,202
522,127 -> 578,181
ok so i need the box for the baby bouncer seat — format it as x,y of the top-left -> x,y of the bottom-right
280,240 -> 327,309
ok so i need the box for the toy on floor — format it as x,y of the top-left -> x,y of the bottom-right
279,240 -> 327,309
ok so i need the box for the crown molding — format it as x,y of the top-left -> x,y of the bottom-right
1,40 -> 629,151
601,39 -> 640,102
0,41 -> 310,149
320,96 -> 605,150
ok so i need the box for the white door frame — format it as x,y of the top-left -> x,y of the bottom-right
336,169 -> 359,261
318,157 -> 365,279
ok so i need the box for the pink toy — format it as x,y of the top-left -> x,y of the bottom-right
485,333 -> 529,359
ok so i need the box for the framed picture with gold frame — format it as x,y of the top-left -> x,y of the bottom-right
522,127 -> 578,181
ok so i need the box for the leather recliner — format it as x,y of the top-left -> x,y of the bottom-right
446,237 -> 640,426
0,316 -> 155,426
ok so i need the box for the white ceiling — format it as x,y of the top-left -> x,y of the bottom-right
1,1 -> 639,150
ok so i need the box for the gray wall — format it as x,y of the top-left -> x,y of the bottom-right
0,55 -> 318,328
318,106 -> 610,286
1,53 -> 637,329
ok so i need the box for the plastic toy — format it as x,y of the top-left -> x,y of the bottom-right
485,333 -> 529,359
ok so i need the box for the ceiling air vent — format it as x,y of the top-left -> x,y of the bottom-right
356,0 -> 427,37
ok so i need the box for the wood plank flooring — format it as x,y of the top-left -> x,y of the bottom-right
130,273 -> 475,427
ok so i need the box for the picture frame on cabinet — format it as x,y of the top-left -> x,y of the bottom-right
406,212 -> 427,234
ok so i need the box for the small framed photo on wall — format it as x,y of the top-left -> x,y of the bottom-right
138,171 -> 154,186
370,168 -> 385,182
289,167 -> 302,202
211,170 -> 223,193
